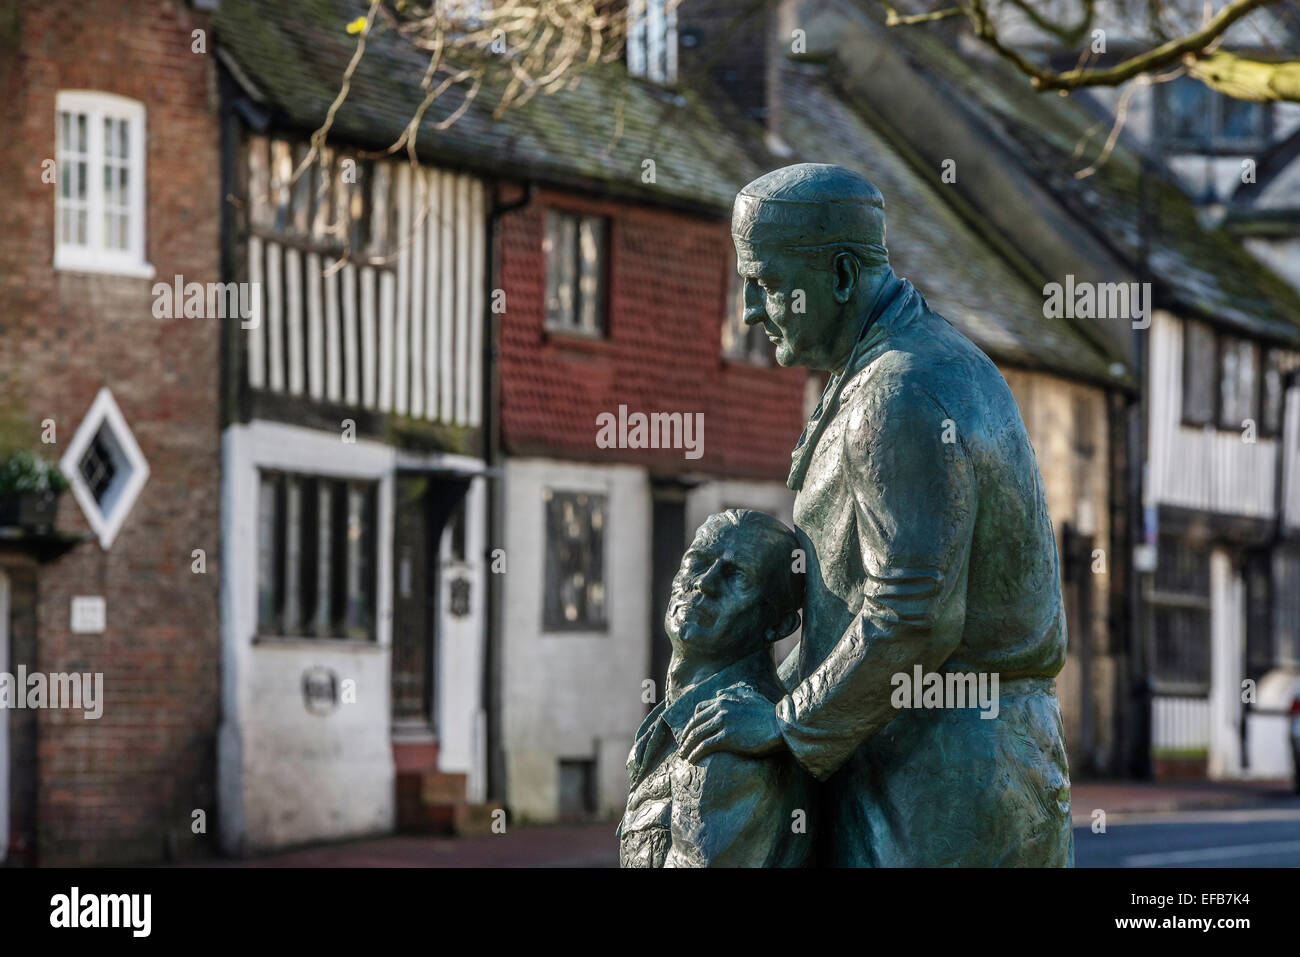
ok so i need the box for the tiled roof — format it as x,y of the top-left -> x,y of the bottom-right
866,5 -> 1300,345
775,61 -> 1122,384
214,0 -> 768,212
214,0 -> 1156,382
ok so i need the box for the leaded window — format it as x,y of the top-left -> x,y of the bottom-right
543,490 -> 607,631
257,471 -> 378,641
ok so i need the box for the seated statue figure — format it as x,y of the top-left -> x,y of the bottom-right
617,508 -> 813,868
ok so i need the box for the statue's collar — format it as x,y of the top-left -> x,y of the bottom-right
787,275 -> 917,491
626,650 -> 781,782
659,650 -> 778,743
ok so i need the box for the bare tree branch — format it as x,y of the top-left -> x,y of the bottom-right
1186,49 -> 1300,101
879,0 -> 1300,102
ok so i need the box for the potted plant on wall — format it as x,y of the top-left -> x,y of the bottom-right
0,449 -> 70,533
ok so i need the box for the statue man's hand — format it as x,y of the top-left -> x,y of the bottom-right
679,685 -> 787,764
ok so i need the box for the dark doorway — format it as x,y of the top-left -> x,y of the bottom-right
1062,523 -> 1096,772
649,489 -> 687,711
2,564 -> 38,866
391,474 -> 470,730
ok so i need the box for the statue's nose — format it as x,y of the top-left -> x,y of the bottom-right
697,562 -> 724,595
742,279 -> 767,326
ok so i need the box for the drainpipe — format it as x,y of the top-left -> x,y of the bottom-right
482,182 -> 533,805
1129,151 -> 1155,780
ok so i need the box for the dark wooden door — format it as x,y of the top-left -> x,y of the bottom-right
390,474 -> 471,729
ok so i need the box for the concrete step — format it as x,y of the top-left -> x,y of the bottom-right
395,769 -> 500,835
421,771 -> 469,805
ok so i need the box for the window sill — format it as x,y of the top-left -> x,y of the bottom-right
1178,417 -> 1279,439
542,328 -> 617,355
253,634 -> 381,650
544,324 -> 607,342
54,248 -> 156,280
541,624 -> 609,636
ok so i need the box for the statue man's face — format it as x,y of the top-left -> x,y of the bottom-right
666,522 -> 780,660
734,239 -> 847,372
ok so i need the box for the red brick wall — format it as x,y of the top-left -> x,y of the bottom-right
496,189 -> 807,480
0,0 -> 221,864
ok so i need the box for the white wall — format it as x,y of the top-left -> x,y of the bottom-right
499,462 -> 799,822
1145,309 -> 1279,518
501,458 -> 651,821
220,420 -> 488,851
431,476 -> 489,802
1208,548 -> 1244,779
1246,668 -> 1300,778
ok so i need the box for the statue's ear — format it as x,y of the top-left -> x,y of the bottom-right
766,609 -> 801,643
832,251 -> 859,304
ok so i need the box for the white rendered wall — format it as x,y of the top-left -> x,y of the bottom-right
1208,548 -> 1245,779
220,420 -> 488,851
1145,310 -> 1279,518
431,475 -> 489,802
501,458 -> 651,822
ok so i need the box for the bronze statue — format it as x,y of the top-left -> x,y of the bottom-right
672,164 -> 1073,867
618,509 -> 813,867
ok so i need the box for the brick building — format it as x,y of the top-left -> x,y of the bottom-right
494,186 -> 809,820
0,0 -> 222,865
213,0 -> 800,829
13,0 -> 1297,865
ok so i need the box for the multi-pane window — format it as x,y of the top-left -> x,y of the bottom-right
1273,548 -> 1300,668
257,471 -> 378,641
1181,321 -> 1218,427
626,0 -> 678,85
1244,549 -> 1273,683
1261,349 -> 1284,437
1161,76 -> 1272,153
544,210 -> 607,335
54,91 -> 148,275
1183,323 -> 1289,435
721,266 -> 770,365
1150,535 -> 1211,692
543,490 -> 607,631
1219,337 -> 1260,431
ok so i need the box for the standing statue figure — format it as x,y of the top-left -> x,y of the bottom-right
678,163 -> 1073,867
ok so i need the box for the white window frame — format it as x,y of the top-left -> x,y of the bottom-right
60,387 -> 151,550
54,91 -> 153,278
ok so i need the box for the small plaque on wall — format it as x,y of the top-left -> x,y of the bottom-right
302,666 -> 339,715
70,596 -> 106,634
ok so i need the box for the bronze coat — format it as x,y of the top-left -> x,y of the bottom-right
779,275 -> 1073,867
